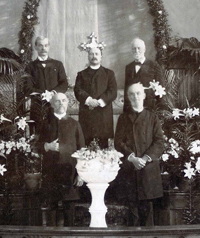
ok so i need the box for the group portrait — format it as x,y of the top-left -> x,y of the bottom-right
0,0 -> 200,237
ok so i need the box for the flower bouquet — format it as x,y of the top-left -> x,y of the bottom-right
0,115 -> 42,191
72,139 -> 123,227
72,139 -> 123,183
161,105 -> 200,221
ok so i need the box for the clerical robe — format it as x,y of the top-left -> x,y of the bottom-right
38,114 -> 85,202
74,66 -> 117,146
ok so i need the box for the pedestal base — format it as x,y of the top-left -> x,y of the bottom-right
87,183 -> 109,228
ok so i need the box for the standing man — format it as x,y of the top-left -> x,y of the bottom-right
25,36 -> 68,133
115,83 -> 164,226
74,33 -> 117,148
38,93 -> 85,226
124,37 -> 164,112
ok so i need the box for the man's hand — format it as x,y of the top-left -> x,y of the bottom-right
44,138 -> 59,152
128,154 -> 146,170
88,98 -> 100,110
74,175 -> 84,187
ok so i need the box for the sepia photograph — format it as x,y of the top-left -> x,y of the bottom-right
0,0 -> 200,237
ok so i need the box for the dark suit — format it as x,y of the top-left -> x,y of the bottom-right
124,59 -> 164,112
74,66 -> 117,147
25,57 -> 68,94
25,58 -> 68,133
114,108 -> 164,225
38,114 -> 85,226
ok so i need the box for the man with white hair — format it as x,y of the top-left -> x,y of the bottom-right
123,37 -> 164,112
25,36 -> 68,133
38,92 -> 85,226
115,83 -> 164,226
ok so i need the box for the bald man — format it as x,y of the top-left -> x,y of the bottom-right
115,83 -> 164,226
123,38 -> 164,112
38,93 -> 85,226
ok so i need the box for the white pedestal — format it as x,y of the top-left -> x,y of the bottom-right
87,183 -> 109,228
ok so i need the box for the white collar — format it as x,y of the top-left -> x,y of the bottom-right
90,65 -> 101,70
132,106 -> 144,113
38,55 -> 48,61
54,112 -> 66,120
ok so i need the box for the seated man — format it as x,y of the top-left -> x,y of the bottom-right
38,92 -> 85,226
114,83 -> 164,226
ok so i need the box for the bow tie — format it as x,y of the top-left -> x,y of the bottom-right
39,60 -> 48,64
134,61 -> 142,65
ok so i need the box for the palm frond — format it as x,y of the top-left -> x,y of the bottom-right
0,48 -> 23,75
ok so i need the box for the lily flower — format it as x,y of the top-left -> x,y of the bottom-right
0,164 -> 7,176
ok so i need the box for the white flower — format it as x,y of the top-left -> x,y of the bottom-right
162,154 -> 169,161
41,90 -> 53,102
154,85 -> 166,98
183,108 -> 194,118
149,80 -> 166,98
184,162 -> 192,169
5,141 -> 15,150
192,107 -> 199,117
172,108 -> 183,120
163,45 -> 167,49
149,80 -> 159,91
189,140 -> 200,154
0,114 -> 12,124
169,149 -> 179,158
0,164 -> 7,176
184,166 -> 195,179
195,157 -> 200,172
20,49 -> 24,54
158,10 -> 162,14
16,117 -> 28,130
27,15 -> 31,19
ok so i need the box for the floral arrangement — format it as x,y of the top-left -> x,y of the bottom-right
0,135 -> 40,174
72,139 -> 123,183
0,111 -> 42,184
160,106 -> 200,181
72,139 -> 122,172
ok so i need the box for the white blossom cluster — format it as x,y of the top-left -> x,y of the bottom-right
184,140 -> 200,179
72,147 -> 123,172
148,80 -> 166,98
172,107 -> 199,120
161,137 -> 180,162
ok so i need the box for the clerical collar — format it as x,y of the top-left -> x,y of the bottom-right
38,56 -> 48,61
54,112 -> 66,120
132,106 -> 144,113
90,65 -> 101,70
134,57 -> 146,64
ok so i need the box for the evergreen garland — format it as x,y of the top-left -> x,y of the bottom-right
18,0 -> 40,66
147,0 -> 171,66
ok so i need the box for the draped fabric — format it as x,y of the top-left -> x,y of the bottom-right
33,0 -> 155,88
